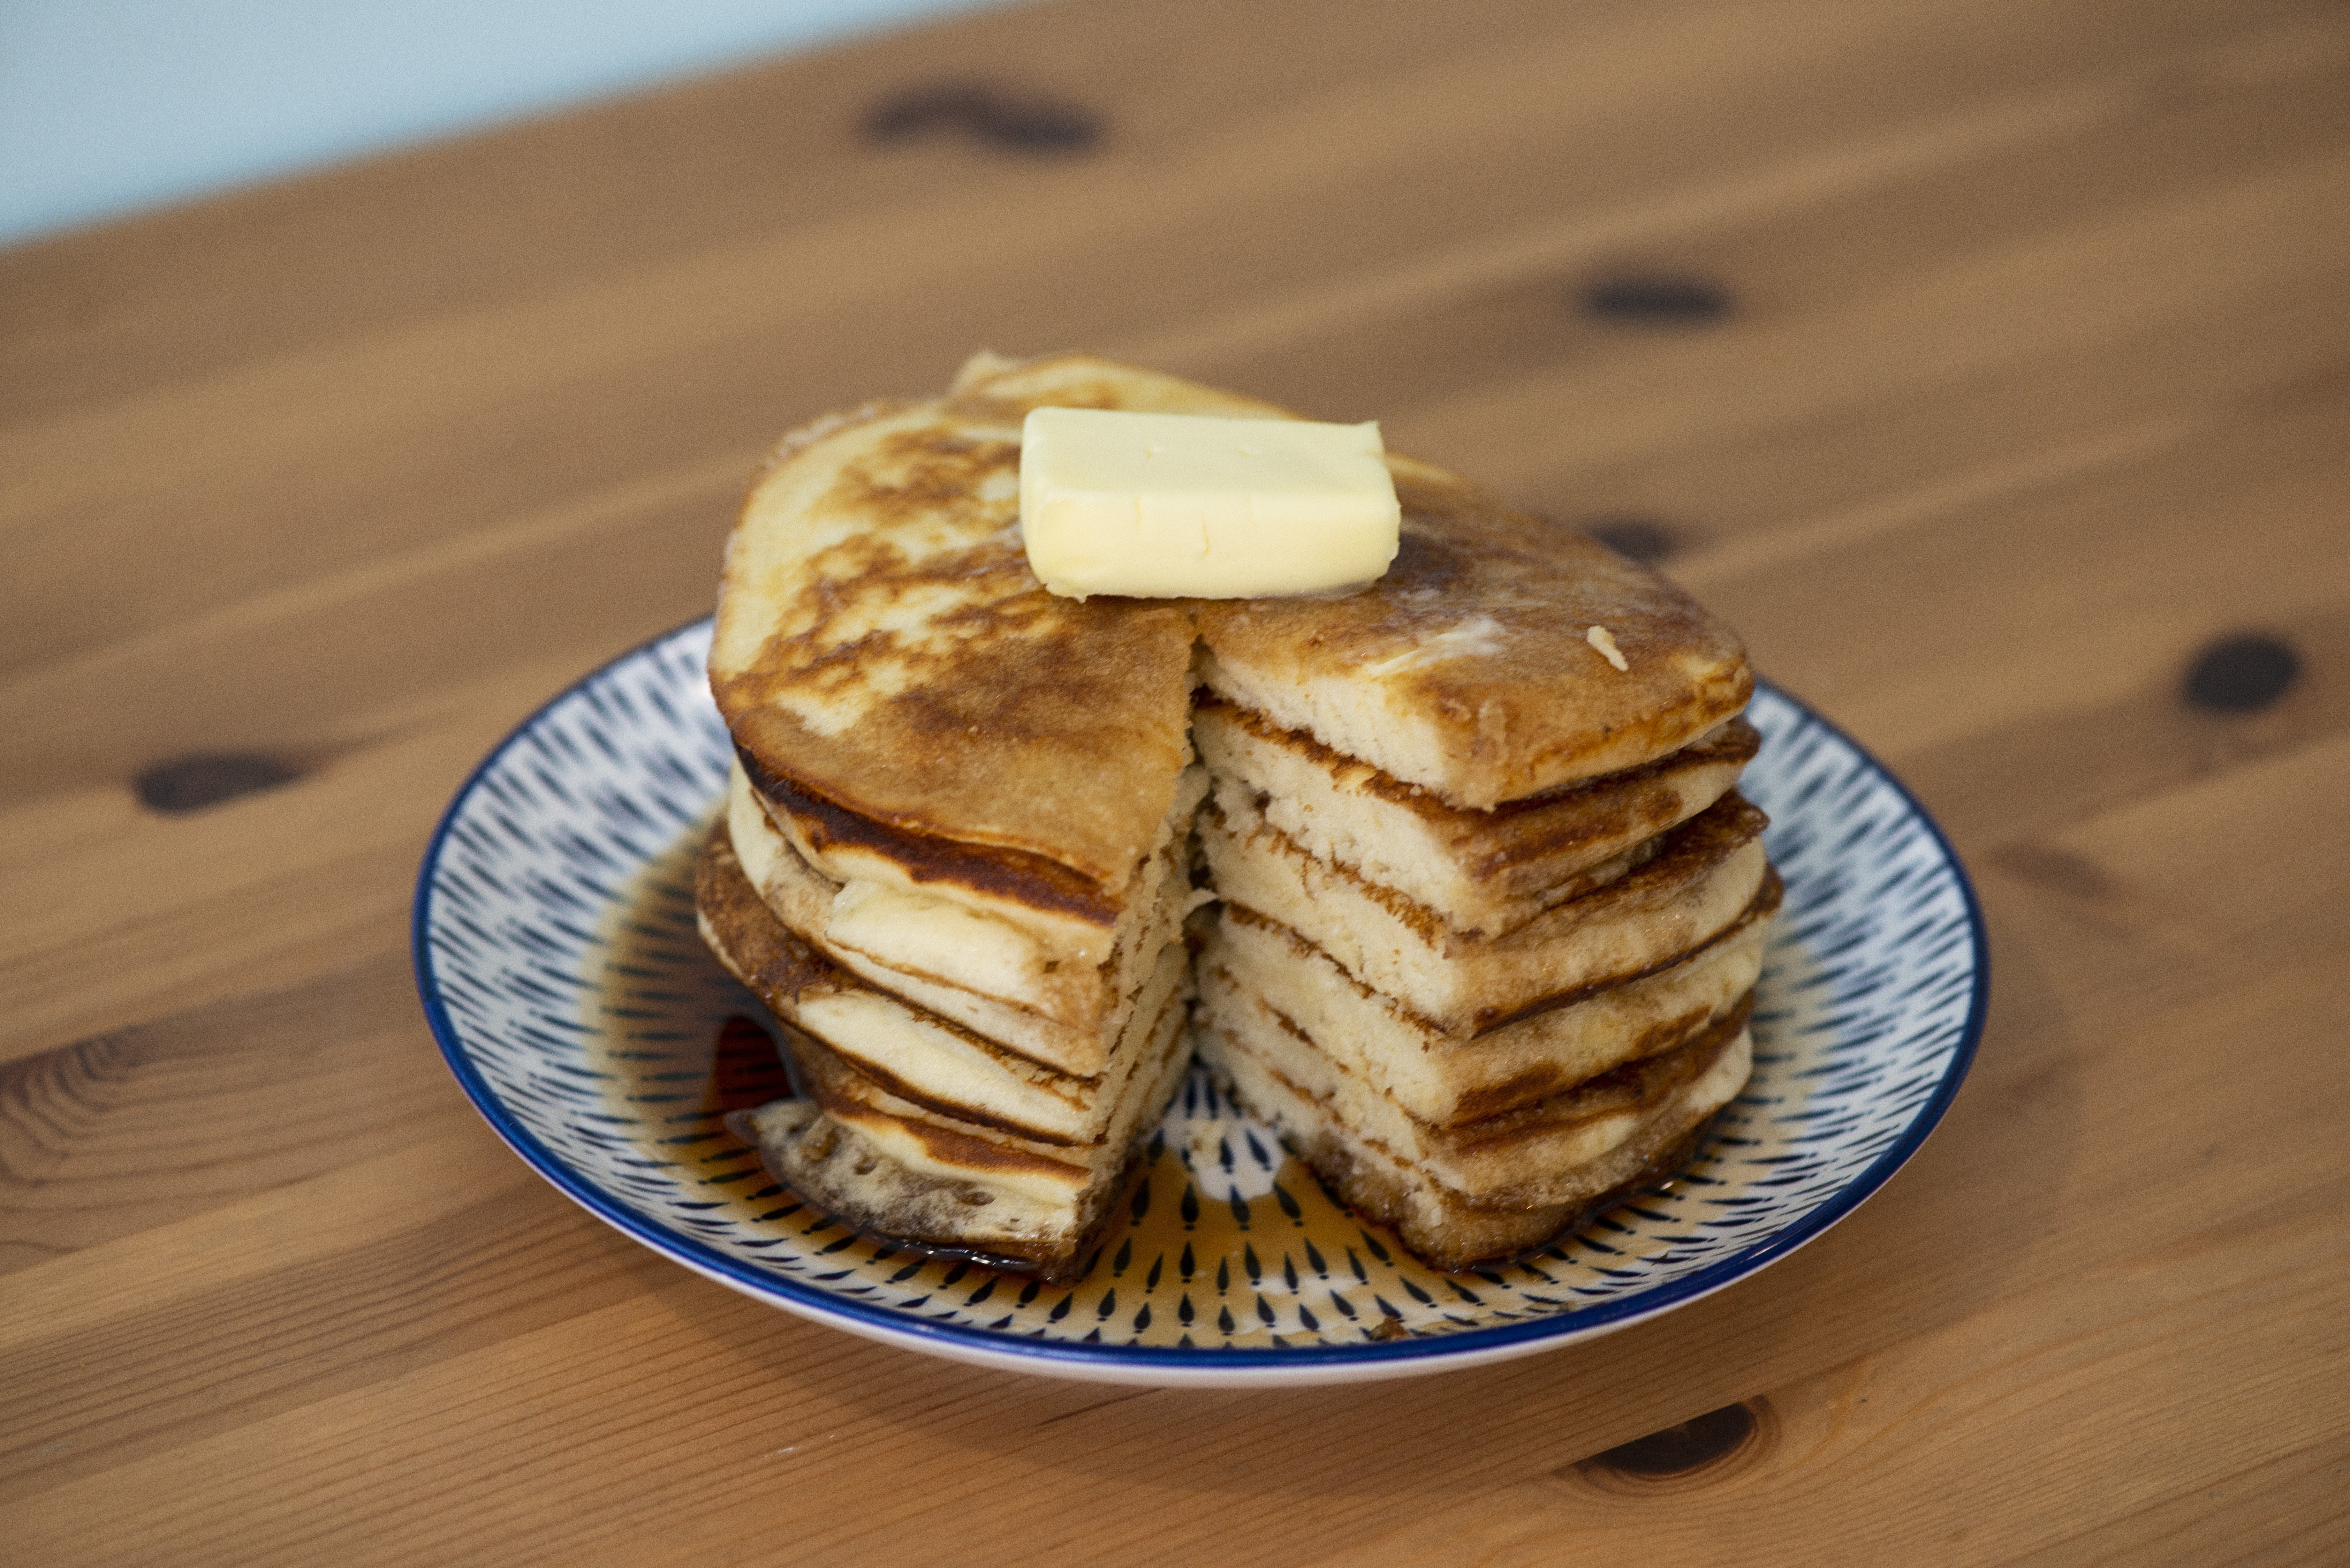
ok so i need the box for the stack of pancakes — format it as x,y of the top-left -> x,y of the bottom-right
699,351 -> 1774,1280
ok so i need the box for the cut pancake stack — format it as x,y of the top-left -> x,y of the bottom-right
698,349 -> 1775,1280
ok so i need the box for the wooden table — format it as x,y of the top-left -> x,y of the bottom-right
7,0 -> 2347,1560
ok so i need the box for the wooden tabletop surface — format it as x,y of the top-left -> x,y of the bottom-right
6,0 -> 2348,1561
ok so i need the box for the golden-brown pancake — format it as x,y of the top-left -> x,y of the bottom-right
1194,699 -> 1760,936
707,361 -> 1259,946
1198,894 -> 1773,1127
1200,789 -> 1775,1036
1197,1008 -> 1752,1271
724,760 -> 1206,1077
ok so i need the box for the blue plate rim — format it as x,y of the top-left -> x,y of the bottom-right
413,614 -> 1990,1374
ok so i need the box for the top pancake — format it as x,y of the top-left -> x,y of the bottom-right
1194,456 -> 1752,809
710,352 -> 1751,911
710,357 -> 1240,911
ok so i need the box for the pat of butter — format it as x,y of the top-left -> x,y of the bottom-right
1020,407 -> 1401,599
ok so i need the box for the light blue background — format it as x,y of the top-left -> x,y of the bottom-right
0,0 -> 1013,247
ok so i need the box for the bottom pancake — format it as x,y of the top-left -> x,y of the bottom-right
1198,1016 -> 1751,1271
725,1013 -> 1189,1284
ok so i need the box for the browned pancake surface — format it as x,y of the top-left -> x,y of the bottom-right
1195,457 -> 1752,807
711,390 -> 1202,901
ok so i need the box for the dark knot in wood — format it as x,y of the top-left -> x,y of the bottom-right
133,752 -> 302,814
1582,515 -> 1682,563
1589,1401 -> 1758,1479
1581,274 -> 1733,325
863,82 -> 1103,153
2183,634 -> 2301,712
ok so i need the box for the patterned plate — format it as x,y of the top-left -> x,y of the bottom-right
415,619 -> 1986,1387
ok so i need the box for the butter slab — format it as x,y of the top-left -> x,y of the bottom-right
1020,407 -> 1401,599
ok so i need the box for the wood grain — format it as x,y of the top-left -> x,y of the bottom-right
4,0 -> 2346,1561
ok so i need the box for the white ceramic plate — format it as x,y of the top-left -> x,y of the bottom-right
415,619 -> 1986,1387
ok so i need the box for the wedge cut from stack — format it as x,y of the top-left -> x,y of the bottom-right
697,348 -> 1776,1279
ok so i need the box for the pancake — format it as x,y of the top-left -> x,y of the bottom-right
1198,1009 -> 1752,1270
1190,499 -> 1751,811
1200,891 -> 1775,1127
1198,975 -> 1751,1202
1193,698 -> 1757,936
1199,788 -> 1773,1036
728,1009 -> 1192,1284
725,760 -> 1208,1075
